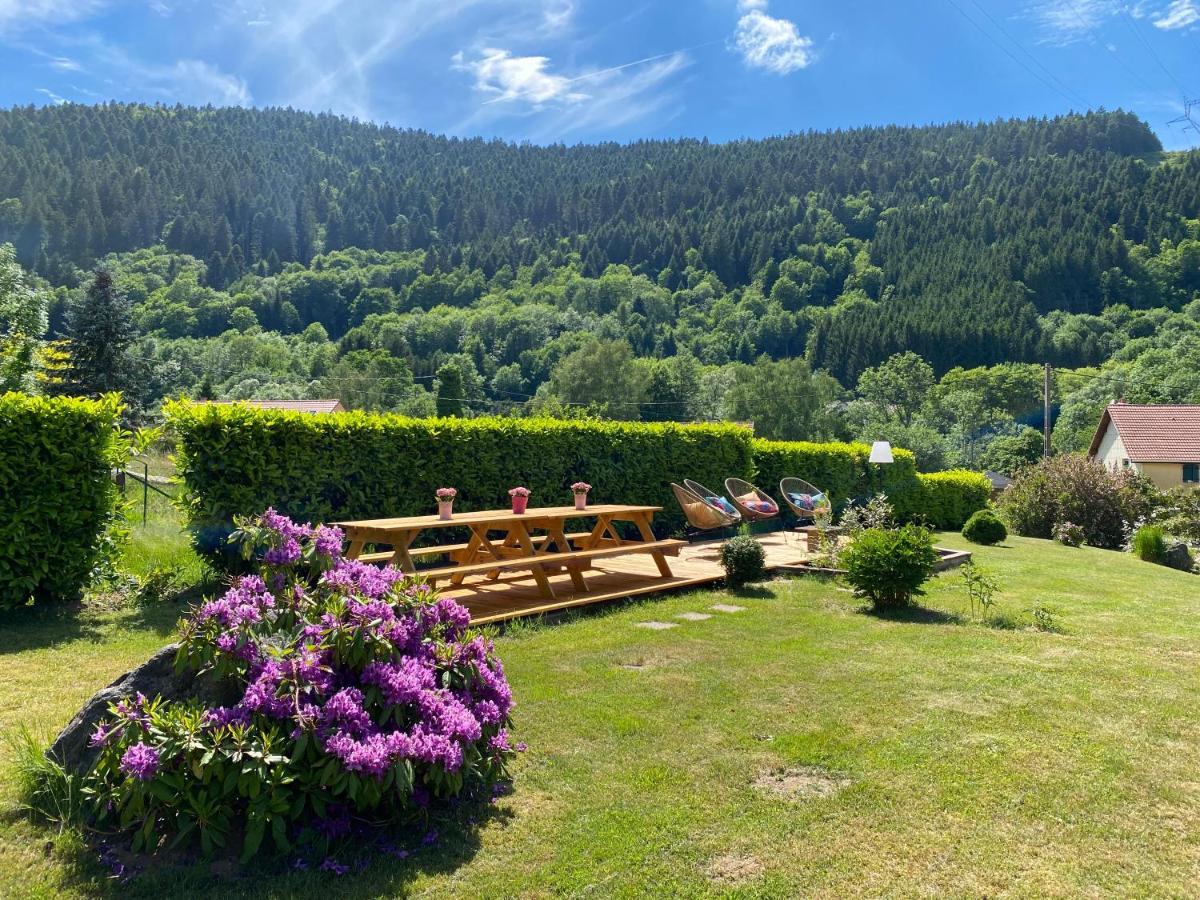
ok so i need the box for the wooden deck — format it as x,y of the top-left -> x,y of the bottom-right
443,532 -> 814,625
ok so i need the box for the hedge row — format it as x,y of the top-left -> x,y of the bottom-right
165,402 -> 756,558
166,404 -> 992,565
0,393 -> 126,609
915,470 -> 992,530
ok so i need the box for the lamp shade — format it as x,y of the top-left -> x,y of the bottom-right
869,441 -> 894,464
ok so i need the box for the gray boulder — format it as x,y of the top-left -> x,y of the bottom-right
1164,542 -> 1195,573
48,644 -> 234,774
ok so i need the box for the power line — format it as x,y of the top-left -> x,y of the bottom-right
1121,10 -> 1192,98
944,0 -> 1088,110
1066,1 -> 1161,96
966,0 -> 1091,109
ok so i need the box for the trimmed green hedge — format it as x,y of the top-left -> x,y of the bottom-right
165,402 -> 755,561
167,403 -> 994,565
751,438 -> 924,518
0,393 -> 126,609
916,470 -> 992,530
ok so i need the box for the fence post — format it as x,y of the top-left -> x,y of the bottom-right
143,462 -> 149,527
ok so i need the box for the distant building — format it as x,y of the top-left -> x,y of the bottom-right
206,399 -> 346,414
1088,403 -> 1200,490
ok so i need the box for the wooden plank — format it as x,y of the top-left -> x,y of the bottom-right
333,504 -> 663,531
418,539 -> 687,583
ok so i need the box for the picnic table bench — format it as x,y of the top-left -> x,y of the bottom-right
334,505 -> 682,603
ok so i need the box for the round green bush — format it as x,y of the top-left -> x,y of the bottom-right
1132,524 -> 1167,564
841,525 -> 939,609
961,509 -> 1007,545
719,534 -> 766,587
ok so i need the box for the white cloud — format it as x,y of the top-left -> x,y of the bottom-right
455,48 -> 587,105
1153,0 -> 1200,28
1027,0 -> 1123,44
84,40 -> 252,105
452,46 -> 691,138
49,55 -> 82,71
733,6 -> 815,74
0,0 -> 106,32
540,0 -> 573,34
36,87 -> 67,104
166,59 -> 252,104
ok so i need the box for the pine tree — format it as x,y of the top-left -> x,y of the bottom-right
435,362 -> 465,417
63,269 -> 137,400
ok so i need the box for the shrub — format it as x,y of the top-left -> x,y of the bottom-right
841,525 -> 939,609
166,402 -> 755,567
961,509 -> 1007,545
917,470 -> 991,529
1052,521 -> 1085,547
750,439 -> 922,518
81,510 -> 518,859
838,494 -> 895,537
1150,487 -> 1200,544
1132,524 -> 1168,564
998,454 -> 1154,550
0,392 -> 129,609
719,534 -> 766,587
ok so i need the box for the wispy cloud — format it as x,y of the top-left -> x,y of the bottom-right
731,0 -> 815,74
36,87 -> 67,104
1027,0 -> 1123,44
0,0 -> 107,32
48,55 -> 82,71
1152,0 -> 1200,28
454,48 -> 588,105
452,44 -> 691,138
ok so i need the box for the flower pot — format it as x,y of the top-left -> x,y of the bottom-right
574,493 -> 587,510
438,500 -> 453,521
511,495 -> 528,514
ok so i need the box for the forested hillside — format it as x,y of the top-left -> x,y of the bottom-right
2,103 -> 1200,469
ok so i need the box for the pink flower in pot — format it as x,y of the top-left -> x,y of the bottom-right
435,487 -> 457,520
508,486 -> 531,514
571,481 -> 591,510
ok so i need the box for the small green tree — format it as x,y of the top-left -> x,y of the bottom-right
435,362 -> 466,417
62,269 -> 137,399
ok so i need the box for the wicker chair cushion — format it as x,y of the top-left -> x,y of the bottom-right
787,492 -> 814,510
706,496 -> 738,516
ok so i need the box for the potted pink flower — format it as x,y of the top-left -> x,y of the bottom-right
508,486 -> 531,514
435,487 -> 457,520
571,481 -> 592,511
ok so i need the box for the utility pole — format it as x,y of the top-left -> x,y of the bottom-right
1168,98 -> 1200,144
1043,362 -> 1053,458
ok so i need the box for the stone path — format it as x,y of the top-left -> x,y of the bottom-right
635,602 -> 746,631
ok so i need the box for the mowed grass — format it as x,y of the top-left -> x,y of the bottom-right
2,533 -> 1199,897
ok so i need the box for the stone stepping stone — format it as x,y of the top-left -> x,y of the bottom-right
676,612 -> 712,621
635,621 -> 678,630
710,604 -> 746,613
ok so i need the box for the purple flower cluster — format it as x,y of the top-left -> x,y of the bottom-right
119,742 -> 160,780
90,508 -> 519,842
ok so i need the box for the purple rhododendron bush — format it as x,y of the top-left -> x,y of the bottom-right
83,510 -> 519,861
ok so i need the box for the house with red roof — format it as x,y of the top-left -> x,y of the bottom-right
1088,403 -> 1200,490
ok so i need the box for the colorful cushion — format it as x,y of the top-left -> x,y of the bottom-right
747,500 -> 775,513
787,492 -> 814,510
705,496 -> 737,516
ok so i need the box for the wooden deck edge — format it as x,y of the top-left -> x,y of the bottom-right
465,573 -> 722,624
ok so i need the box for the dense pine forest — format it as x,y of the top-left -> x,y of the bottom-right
2,103 -> 1200,470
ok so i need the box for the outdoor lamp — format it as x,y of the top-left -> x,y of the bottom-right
869,441 -> 894,464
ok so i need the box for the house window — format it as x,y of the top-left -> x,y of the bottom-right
1185,464 -> 1200,484
1122,459 -> 1130,468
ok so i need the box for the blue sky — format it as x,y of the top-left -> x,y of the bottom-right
2,0 -> 1199,148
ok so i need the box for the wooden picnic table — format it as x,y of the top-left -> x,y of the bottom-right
333,504 -> 684,603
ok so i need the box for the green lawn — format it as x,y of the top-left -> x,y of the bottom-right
2,534 -> 1199,897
